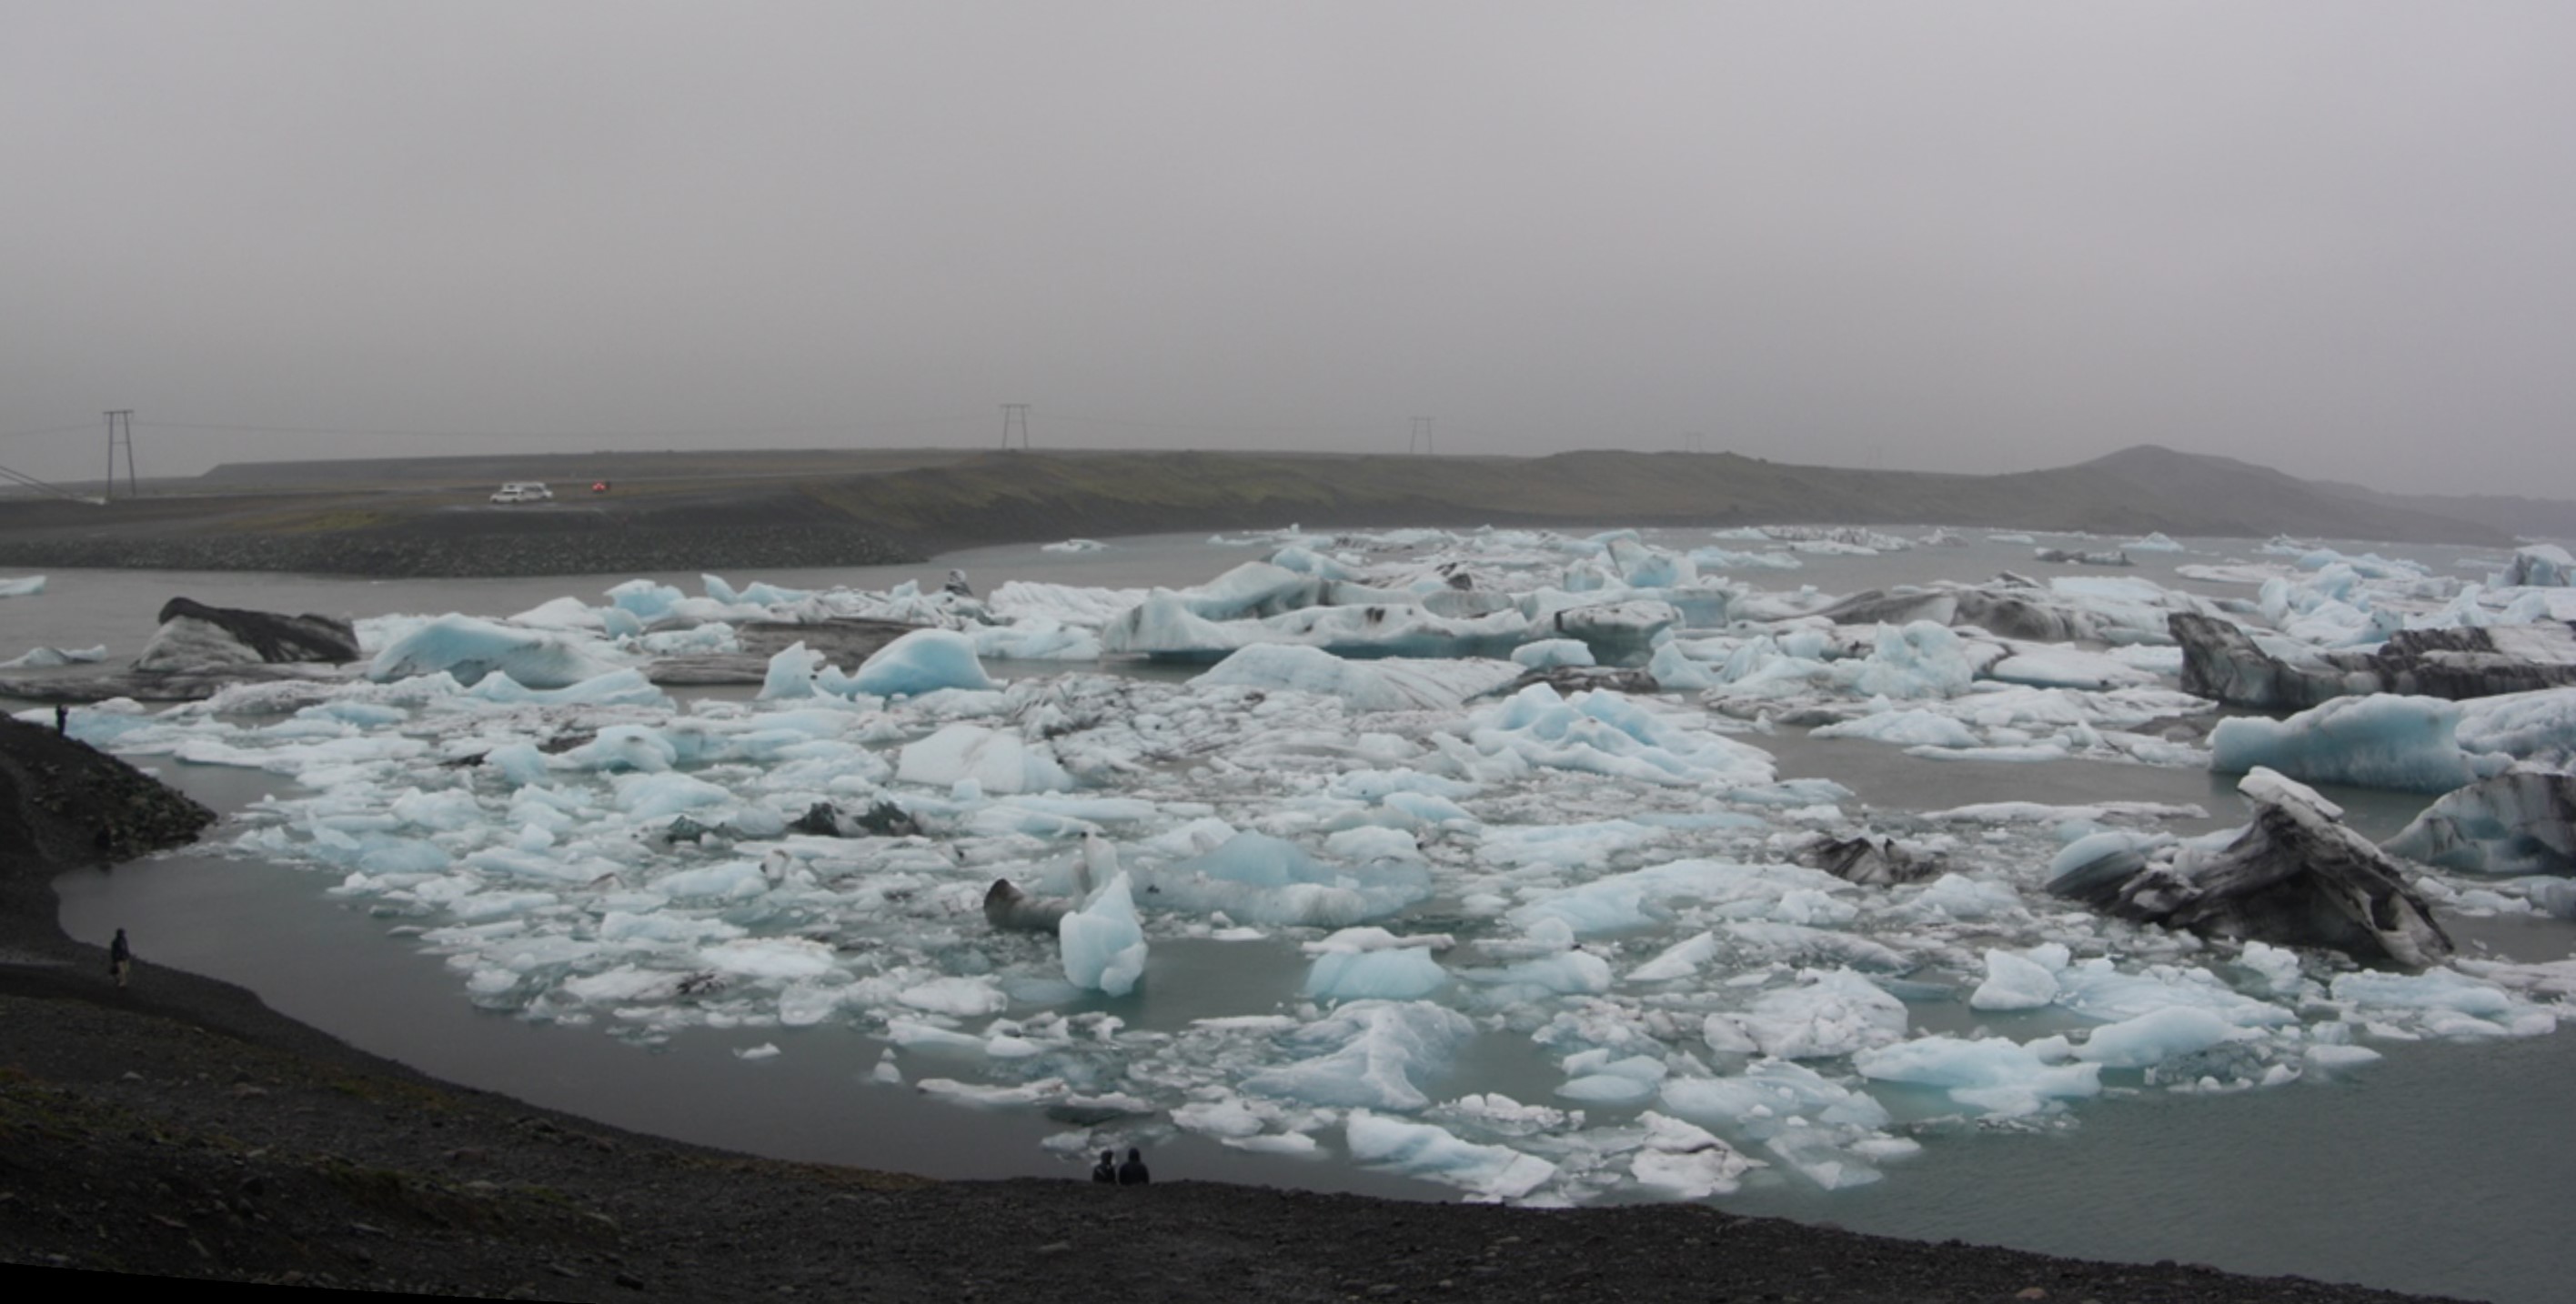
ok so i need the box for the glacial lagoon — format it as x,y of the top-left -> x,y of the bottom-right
15,527 -> 2576,1303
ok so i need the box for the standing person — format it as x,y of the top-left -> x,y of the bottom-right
108,928 -> 131,988
1092,1150 -> 1117,1184
1116,1147 -> 1150,1186
54,704 -> 67,734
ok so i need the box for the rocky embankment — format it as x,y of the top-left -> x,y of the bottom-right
0,717 -> 2477,1300
0,524 -> 917,579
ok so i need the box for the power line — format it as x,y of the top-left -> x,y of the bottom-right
0,421 -> 109,443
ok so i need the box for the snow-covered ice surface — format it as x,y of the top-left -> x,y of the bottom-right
22,526 -> 2576,1219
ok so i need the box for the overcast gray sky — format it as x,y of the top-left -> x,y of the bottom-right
5,3 -> 2571,497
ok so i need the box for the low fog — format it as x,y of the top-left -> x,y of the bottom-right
5,3 -> 2571,497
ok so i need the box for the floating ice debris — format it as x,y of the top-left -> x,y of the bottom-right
1625,1111 -> 1763,1199
2072,1007 -> 2239,1068
1852,1035 -> 2102,1118
2383,769 -> 2576,875
1344,1109 -> 1558,1201
2209,693 -> 2503,793
1061,872 -> 1147,996
896,723 -> 1073,795
2499,544 -> 2574,588
63,527 -> 2576,1220
1,644 -> 106,669
850,628 -> 998,697
1969,945 -> 2068,1011
2052,767 -> 2453,968
368,614 -> 626,688
1194,645 -> 1518,711
0,576 -> 45,597
1719,968 -> 1908,1059
1243,1000 -> 1474,1111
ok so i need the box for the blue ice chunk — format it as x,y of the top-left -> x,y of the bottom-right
1513,638 -> 1595,669
653,860 -> 771,901
2499,544 -> 2574,587
1181,831 -> 1326,888
1343,1110 -> 1557,1201
760,643 -> 824,699
1656,1059 -> 1891,1138
557,724 -> 679,773
467,667 -> 669,707
2209,694 -> 2506,792
2072,1008 -> 2237,1068
1269,546 -> 1358,580
605,580 -> 687,621
1852,1035 -> 2101,1118
367,615 -> 625,689
613,770 -> 734,820
483,741 -> 552,787
1061,872 -> 1147,996
1243,1000 -> 1475,1110
1648,640 -> 1717,690
1303,948 -> 1447,1001
1145,831 -> 1434,927
850,629 -> 998,697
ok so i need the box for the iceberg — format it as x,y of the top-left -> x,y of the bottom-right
895,724 -> 1073,795
2383,769 -> 2576,876
1852,1035 -> 2102,1118
2051,767 -> 2453,968
1243,1000 -> 1476,1111
368,615 -> 625,688
2209,694 -> 2502,793
1343,1109 -> 1557,1202
1060,872 -> 1147,996
1192,645 -> 1518,711
849,628 -> 998,697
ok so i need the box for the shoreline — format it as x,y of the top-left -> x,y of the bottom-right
0,714 -> 2477,1299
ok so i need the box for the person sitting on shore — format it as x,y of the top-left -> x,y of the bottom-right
1116,1147 -> 1150,1186
1092,1149 -> 1117,1184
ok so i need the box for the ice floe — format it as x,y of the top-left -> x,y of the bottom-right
45,524 -> 2574,1209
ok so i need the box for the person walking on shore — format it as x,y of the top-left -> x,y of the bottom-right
108,928 -> 132,988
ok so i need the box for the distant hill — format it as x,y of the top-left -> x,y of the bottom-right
780,443 -> 2516,550
3,442 -> 2516,577
2309,476 -> 2576,544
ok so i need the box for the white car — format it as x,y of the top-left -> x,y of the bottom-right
489,482 -> 554,504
